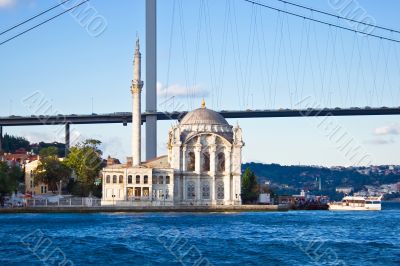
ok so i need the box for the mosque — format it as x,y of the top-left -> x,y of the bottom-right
101,39 -> 244,206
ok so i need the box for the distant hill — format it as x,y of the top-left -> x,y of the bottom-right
242,162 -> 400,199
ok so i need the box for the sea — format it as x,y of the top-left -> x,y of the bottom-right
0,202 -> 399,266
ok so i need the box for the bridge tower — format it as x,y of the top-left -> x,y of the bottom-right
145,0 -> 157,160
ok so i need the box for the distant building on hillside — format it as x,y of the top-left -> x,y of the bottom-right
335,186 -> 354,194
0,148 -> 38,165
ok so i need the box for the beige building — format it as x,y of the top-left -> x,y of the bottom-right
25,160 -> 48,195
101,39 -> 244,206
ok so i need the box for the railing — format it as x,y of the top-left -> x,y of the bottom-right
25,197 -> 101,207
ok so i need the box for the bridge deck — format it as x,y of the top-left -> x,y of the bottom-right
0,107 -> 399,126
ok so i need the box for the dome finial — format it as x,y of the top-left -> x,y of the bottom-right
201,98 -> 206,108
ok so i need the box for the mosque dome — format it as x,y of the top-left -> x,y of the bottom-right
180,100 -> 229,126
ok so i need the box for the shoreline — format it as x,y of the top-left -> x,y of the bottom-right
0,204 -> 289,214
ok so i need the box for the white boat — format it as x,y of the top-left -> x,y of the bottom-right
328,195 -> 382,211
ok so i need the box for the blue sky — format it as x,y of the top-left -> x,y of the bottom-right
1,0 -> 400,166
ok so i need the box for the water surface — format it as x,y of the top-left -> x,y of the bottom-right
0,202 -> 399,265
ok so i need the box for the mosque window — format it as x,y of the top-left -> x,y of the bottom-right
202,152 -> 210,172
136,175 -> 140,184
144,175 -> 148,184
128,175 -> 132,184
158,176 -> 164,184
217,181 -> 224,200
202,181 -> 210,199
166,176 -> 170,184
217,152 -> 225,172
187,152 -> 195,171
106,175 -> 110,183
187,181 -> 195,199
119,175 -> 123,183
112,175 -> 117,184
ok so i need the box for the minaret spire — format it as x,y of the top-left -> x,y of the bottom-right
131,37 -> 143,166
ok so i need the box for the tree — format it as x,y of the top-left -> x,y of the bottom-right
241,167 -> 259,204
33,157 -> 71,193
39,146 -> 59,158
2,134 -> 30,153
64,139 -> 103,197
0,161 -> 23,204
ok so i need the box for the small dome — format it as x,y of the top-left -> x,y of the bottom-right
180,107 -> 228,126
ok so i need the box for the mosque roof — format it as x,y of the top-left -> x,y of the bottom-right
180,100 -> 229,126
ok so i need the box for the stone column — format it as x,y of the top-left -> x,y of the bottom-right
225,147 -> 232,175
211,175 -> 216,203
194,143 -> 201,175
224,147 -> 232,203
210,144 -> 216,175
182,146 -> 187,171
182,175 -> 186,201
194,140 -> 202,203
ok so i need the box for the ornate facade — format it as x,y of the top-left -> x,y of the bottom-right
101,39 -> 244,206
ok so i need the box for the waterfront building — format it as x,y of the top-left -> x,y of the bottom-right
101,39 -> 244,206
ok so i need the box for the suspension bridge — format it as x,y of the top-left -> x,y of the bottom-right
1,0 -> 400,158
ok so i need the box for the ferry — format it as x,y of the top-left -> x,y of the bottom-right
328,195 -> 382,211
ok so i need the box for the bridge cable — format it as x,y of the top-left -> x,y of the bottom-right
0,0 -> 89,46
191,0 -> 203,107
270,0 -> 400,35
0,0 -> 71,36
242,0 -> 400,44
164,0 -> 176,109
256,6 -> 269,108
177,0 -> 191,109
392,34 -> 400,105
281,3 -> 293,108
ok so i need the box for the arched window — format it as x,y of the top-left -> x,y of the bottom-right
217,181 -> 224,200
202,181 -> 210,199
187,181 -> 195,199
119,175 -> 123,183
144,175 -> 148,184
217,152 -> 225,172
158,176 -> 164,184
128,175 -> 132,184
187,152 -> 195,171
136,175 -> 140,184
202,152 -> 210,172
166,176 -> 170,184
106,175 -> 110,184
112,175 -> 117,184
152,176 -> 157,184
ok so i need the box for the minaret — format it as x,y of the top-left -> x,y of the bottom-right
131,38 -> 143,166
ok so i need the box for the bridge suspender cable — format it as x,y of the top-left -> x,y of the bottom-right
0,0 -> 72,36
0,0 -> 89,46
242,0 -> 400,44
272,0 -> 400,35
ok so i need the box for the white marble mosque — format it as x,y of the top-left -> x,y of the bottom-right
101,39 -> 244,206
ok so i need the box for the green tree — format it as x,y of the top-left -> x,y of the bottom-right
33,157 -> 71,193
39,146 -> 59,158
241,167 -> 259,204
2,134 -> 30,153
0,162 -> 23,203
64,139 -> 103,197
